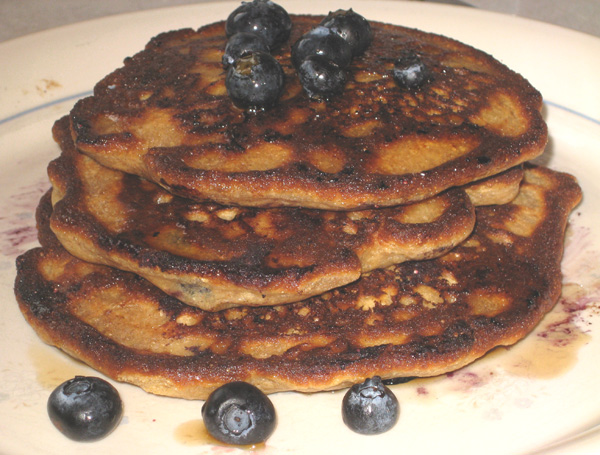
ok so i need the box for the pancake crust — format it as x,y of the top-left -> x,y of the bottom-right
15,166 -> 581,398
70,15 -> 547,210
50,116 -> 477,310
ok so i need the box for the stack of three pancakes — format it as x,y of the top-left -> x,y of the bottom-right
14,15 -> 581,398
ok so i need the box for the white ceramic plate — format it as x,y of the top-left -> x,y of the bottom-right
1,1 -> 599,454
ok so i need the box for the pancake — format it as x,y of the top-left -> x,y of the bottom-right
462,165 -> 523,207
15,165 -> 581,398
49,116 -> 476,311
70,15 -> 547,210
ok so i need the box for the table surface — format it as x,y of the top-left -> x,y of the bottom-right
1,0 -> 599,43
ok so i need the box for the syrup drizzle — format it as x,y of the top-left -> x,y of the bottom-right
408,223 -> 600,397
174,419 -> 267,452
28,344 -> 89,390
501,283 -> 593,379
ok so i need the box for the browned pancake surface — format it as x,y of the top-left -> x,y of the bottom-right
15,166 -> 581,398
71,15 -> 546,210
50,116 -> 476,310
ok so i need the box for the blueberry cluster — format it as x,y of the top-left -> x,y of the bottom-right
292,9 -> 372,100
47,374 -> 401,445
223,0 -> 291,110
202,377 -> 400,443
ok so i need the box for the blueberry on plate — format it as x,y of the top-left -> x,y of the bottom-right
392,50 -> 430,89
320,9 -> 372,56
223,32 -> 270,68
225,51 -> 285,110
202,381 -> 277,445
291,26 -> 353,70
47,376 -> 123,442
342,376 -> 400,435
225,0 -> 292,50
296,55 -> 347,101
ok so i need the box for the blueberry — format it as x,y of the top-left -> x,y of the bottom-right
291,26 -> 353,70
223,32 -> 270,68
225,0 -> 292,50
342,376 -> 399,435
225,51 -> 285,110
392,51 -> 430,89
202,382 -> 276,445
320,9 -> 372,56
297,55 -> 347,101
47,376 -> 123,441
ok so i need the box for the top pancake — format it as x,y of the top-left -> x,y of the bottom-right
70,15 -> 547,210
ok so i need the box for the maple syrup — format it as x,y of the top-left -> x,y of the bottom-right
174,419 -> 266,451
500,283 -> 592,379
28,344 -> 88,390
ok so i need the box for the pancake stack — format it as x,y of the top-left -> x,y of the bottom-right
15,12 -> 581,399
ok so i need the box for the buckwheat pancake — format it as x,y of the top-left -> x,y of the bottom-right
15,165 -> 581,398
70,15 -> 547,210
49,116 -> 476,311
463,165 -> 523,207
